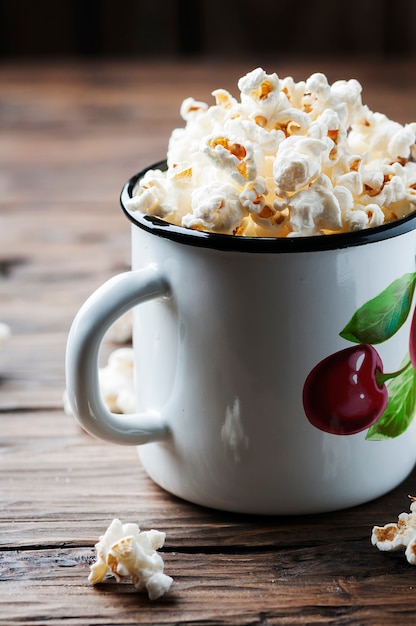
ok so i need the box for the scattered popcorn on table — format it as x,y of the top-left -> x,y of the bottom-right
89,518 -> 173,600
97,347 -> 136,414
371,496 -> 416,564
125,67 -> 416,237
63,347 -> 135,417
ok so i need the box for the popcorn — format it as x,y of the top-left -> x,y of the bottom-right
203,134 -> 257,185
89,519 -> 173,599
240,177 -> 269,214
97,348 -> 135,414
272,136 -> 330,192
63,347 -> 135,416
126,67 -> 416,237
183,182 -> 247,233
343,203 -> 385,231
180,97 -> 209,120
238,67 -> 282,117
286,175 -> 343,236
302,74 -> 363,128
371,497 -> 416,564
125,168 -> 178,219
349,108 -> 416,162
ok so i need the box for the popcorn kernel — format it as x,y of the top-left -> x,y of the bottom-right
254,115 -> 268,128
230,143 -> 247,160
255,80 -> 273,101
237,161 -> 248,178
258,205 -> 274,219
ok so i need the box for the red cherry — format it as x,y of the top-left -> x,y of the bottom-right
302,344 -> 388,435
410,308 -> 416,370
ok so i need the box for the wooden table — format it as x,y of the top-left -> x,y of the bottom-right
2,57 -> 416,625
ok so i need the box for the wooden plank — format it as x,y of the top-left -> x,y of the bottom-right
0,333 -> 119,409
0,202 -> 131,407
0,544 -> 414,626
1,203 -> 130,331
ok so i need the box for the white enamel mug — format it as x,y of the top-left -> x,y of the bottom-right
66,162 -> 416,515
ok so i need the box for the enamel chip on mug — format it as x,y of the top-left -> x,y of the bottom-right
89,519 -> 173,599
126,67 -> 416,237
371,497 -> 416,564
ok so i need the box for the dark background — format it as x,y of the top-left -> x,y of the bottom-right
0,0 -> 415,60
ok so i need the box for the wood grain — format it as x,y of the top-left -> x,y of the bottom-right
1,544 -> 414,626
2,59 -> 416,625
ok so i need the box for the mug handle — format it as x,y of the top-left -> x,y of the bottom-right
65,265 -> 170,445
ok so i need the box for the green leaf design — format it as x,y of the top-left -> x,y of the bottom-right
366,355 -> 416,440
340,273 -> 416,344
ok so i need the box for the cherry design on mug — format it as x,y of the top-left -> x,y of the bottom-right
302,272 -> 416,438
303,345 -> 388,435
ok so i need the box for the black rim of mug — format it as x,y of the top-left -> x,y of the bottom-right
119,160 -> 416,253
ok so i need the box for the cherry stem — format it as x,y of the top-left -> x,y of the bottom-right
376,359 -> 412,387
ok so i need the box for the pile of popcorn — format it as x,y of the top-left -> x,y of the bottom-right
89,518 -> 173,599
126,68 -> 416,237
